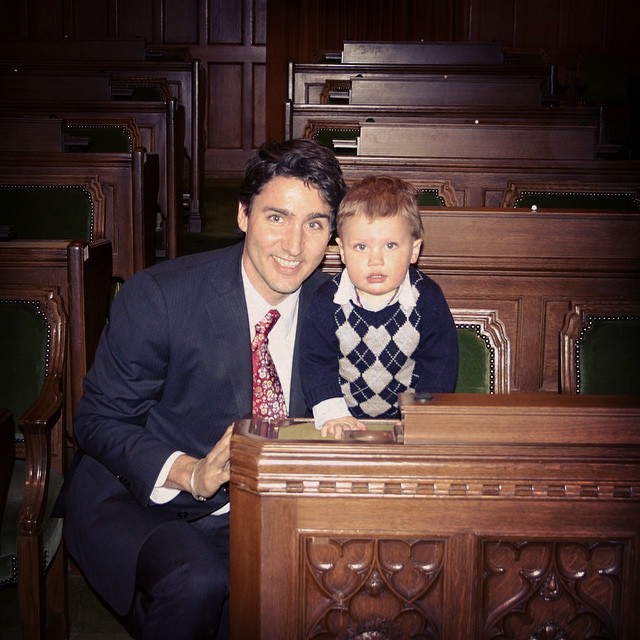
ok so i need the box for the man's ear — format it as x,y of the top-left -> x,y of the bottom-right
237,202 -> 248,233
411,238 -> 422,263
335,237 -> 346,264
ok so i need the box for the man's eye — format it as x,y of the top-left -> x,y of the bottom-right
307,220 -> 324,230
269,214 -> 283,223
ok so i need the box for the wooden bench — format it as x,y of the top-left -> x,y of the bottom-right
501,183 -> 640,210
0,239 -> 112,444
320,208 -> 640,393
341,40 -> 506,65
346,120 -> 598,160
0,150 -> 158,280
0,38 -> 149,61
0,73 -> 112,101
287,102 -> 600,139
348,73 -> 545,107
0,99 -> 184,259
289,62 -> 551,105
1,57 -> 205,229
337,155 -> 640,208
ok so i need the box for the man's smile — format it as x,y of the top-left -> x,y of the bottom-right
273,255 -> 302,269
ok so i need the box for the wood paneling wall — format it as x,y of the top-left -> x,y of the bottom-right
1,0 -> 638,175
0,0 -> 266,175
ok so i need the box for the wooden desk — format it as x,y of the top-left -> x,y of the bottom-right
230,393 -> 640,639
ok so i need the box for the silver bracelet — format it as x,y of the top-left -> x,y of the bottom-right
189,458 -> 207,502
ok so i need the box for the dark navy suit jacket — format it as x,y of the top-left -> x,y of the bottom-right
58,241 -> 327,614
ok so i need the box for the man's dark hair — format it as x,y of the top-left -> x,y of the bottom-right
239,139 -> 346,225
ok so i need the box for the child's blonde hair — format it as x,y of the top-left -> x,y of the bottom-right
337,175 -> 423,240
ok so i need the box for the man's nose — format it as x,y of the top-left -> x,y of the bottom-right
281,224 -> 303,256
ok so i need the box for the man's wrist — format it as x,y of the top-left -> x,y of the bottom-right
189,458 -> 207,502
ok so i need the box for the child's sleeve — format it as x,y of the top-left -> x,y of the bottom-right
414,279 -> 459,393
299,291 -> 346,411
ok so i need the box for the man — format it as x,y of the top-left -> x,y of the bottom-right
57,139 -> 346,639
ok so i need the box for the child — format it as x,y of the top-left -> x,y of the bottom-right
300,175 -> 459,438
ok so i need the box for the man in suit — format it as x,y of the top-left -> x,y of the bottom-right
58,139 -> 346,639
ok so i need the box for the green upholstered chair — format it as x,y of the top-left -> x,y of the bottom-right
311,125 -> 360,156
0,284 -> 69,639
62,122 -> 133,153
453,310 -> 510,394
512,189 -> 640,211
560,301 -> 640,395
0,183 -> 94,240
319,79 -> 351,104
111,77 -> 171,101
418,188 -> 447,207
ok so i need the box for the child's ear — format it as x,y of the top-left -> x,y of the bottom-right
335,237 -> 346,264
411,238 -> 422,263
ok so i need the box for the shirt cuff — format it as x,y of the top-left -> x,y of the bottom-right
149,451 -> 186,504
312,397 -> 352,429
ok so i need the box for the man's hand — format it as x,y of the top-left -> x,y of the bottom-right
166,424 -> 233,499
320,416 -> 367,439
191,424 -> 233,498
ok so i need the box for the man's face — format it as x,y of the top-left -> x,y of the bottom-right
238,176 -> 333,305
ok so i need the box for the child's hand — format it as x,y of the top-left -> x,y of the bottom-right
320,416 -> 367,439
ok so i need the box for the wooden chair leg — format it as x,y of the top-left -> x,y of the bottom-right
47,543 -> 70,640
18,533 -> 47,639
17,534 -> 69,639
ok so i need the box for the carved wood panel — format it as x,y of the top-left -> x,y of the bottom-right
298,533 -> 634,639
302,536 -> 446,639
481,538 -> 625,639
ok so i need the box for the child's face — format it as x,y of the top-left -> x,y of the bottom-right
336,212 -> 422,303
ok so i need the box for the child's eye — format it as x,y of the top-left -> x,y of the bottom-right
386,242 -> 398,249
354,243 -> 366,251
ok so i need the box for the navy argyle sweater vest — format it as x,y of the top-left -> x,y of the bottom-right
336,280 -> 422,418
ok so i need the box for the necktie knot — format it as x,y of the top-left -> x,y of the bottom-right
254,309 -> 280,341
256,309 -> 280,336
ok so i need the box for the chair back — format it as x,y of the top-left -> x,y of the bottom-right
0,184 -> 93,239
0,283 -> 68,638
63,123 -> 133,152
0,294 -> 52,439
453,309 -> 511,394
560,300 -> 640,394
513,189 -> 640,210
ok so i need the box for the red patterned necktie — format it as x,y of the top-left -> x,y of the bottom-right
251,309 -> 287,419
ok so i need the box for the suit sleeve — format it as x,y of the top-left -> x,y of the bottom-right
73,270 -> 180,505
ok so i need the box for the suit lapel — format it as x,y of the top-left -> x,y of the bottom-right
204,244 -> 253,418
